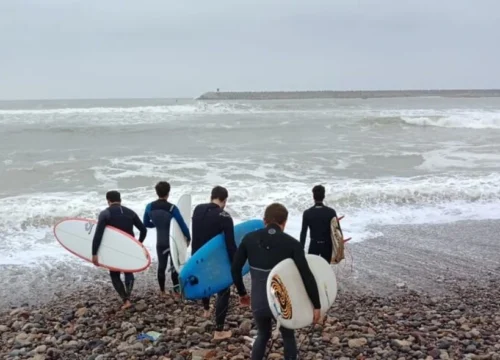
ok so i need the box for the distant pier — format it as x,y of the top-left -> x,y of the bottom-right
196,89 -> 500,100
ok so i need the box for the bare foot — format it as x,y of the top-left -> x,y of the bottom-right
213,330 -> 232,341
202,309 -> 211,319
159,291 -> 167,298
121,300 -> 132,310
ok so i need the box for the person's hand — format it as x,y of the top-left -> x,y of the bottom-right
92,255 -> 99,266
312,309 -> 321,324
239,294 -> 250,307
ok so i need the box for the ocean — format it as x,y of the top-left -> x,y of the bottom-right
1,96 -> 500,271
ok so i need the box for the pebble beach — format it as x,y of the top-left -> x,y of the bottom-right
1,220 -> 499,359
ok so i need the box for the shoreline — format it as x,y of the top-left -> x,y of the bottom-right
196,89 -> 500,100
2,219 -> 500,310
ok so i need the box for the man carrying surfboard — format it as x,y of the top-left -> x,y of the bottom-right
191,185 -> 236,340
143,181 -> 191,297
299,185 -> 341,262
92,190 -> 148,310
231,203 -> 321,360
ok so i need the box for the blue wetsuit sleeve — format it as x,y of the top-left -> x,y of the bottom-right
231,235 -> 248,296
172,205 -> 191,242
143,203 -> 155,228
92,210 -> 110,256
299,211 -> 308,248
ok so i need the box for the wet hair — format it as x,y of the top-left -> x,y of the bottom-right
211,186 -> 228,201
106,190 -> 121,203
312,185 -> 325,202
155,181 -> 171,198
264,203 -> 288,225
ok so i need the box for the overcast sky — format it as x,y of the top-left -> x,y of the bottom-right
1,0 -> 499,99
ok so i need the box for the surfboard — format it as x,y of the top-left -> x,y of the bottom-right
267,254 -> 337,330
179,219 -> 265,300
169,194 -> 192,273
331,215 -> 348,264
53,217 -> 151,273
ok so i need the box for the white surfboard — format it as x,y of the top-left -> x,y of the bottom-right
169,194 -> 192,273
54,217 -> 151,272
266,254 -> 337,329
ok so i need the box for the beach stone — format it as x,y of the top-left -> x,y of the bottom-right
348,338 -> 367,348
75,307 -> 88,317
392,339 -> 411,348
135,300 -> 148,312
239,320 -> 252,335
35,344 -> 47,353
190,348 -> 217,359
268,354 -> 282,359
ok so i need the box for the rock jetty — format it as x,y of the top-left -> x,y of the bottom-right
196,89 -> 500,100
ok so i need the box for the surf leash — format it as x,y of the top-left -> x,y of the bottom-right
264,319 -> 281,360
297,324 -> 316,360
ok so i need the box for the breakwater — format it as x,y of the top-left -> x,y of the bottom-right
197,89 -> 500,100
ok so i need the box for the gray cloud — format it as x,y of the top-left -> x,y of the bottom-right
1,0 -> 499,99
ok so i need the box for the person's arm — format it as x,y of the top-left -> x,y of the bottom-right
92,210 -> 110,256
292,243 -> 321,309
220,210 -> 237,262
172,205 -> 191,242
299,211 -> 308,248
133,212 -> 148,243
143,203 -> 155,228
231,235 -> 248,296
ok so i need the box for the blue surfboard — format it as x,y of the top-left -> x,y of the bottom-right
179,219 -> 265,300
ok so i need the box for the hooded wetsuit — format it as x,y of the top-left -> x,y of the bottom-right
92,203 -> 147,302
299,202 -> 340,262
231,224 -> 321,360
143,199 -> 191,292
191,202 -> 236,331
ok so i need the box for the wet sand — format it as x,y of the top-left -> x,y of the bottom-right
337,219 -> 500,296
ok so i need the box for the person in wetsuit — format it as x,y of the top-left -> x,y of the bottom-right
92,190 -> 147,310
299,185 -> 341,262
143,181 -> 191,297
232,203 -> 321,360
191,185 -> 236,340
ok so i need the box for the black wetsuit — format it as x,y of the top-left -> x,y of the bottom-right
143,199 -> 191,293
191,202 -> 236,331
232,224 -> 321,360
92,203 -> 147,302
300,202 -> 339,262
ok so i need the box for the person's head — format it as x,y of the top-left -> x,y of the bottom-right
106,190 -> 121,206
312,185 -> 325,202
210,185 -> 228,209
264,203 -> 288,230
155,181 -> 171,199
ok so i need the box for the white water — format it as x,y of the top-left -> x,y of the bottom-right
1,97 -> 500,268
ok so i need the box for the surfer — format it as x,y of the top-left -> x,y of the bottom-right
299,185 -> 341,262
92,190 -> 148,310
143,181 -> 191,297
191,185 -> 236,340
231,203 -> 321,360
